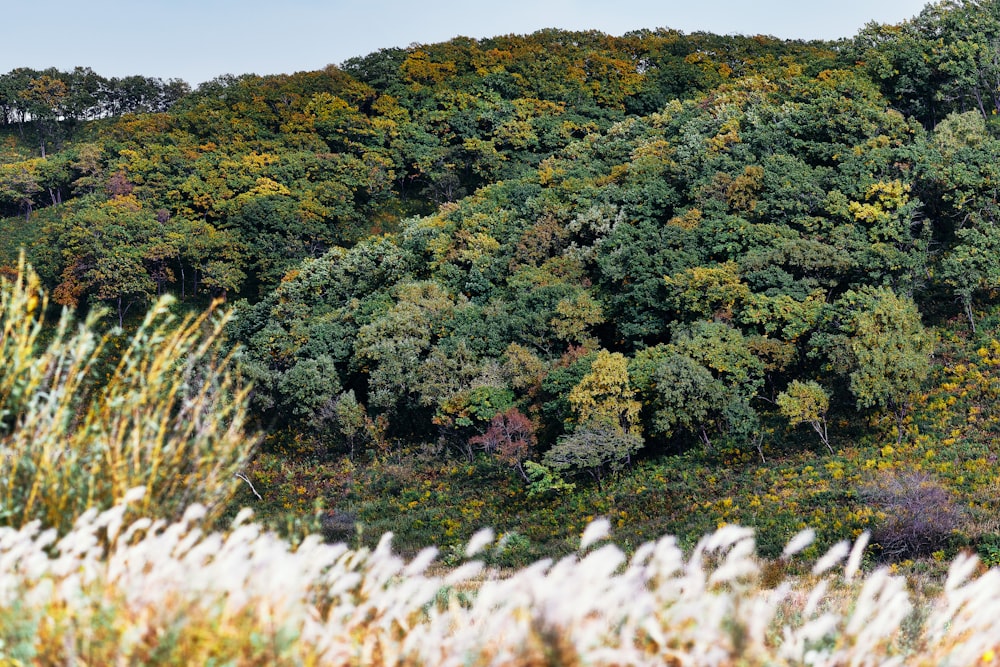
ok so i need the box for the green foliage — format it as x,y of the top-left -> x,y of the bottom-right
277,355 -> 343,420
202,30 -> 952,465
648,351 -> 725,447
814,287 -> 934,431
524,460 -> 575,498
543,422 -> 644,485
228,238 -> 413,429
354,280 -> 458,415
977,533 -> 1000,568
777,380 -> 832,452
663,261 -> 749,321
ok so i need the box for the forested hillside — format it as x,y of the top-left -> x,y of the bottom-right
5,1 -> 1000,565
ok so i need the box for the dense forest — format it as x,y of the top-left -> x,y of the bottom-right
5,0 -> 1000,569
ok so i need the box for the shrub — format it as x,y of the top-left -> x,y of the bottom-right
0,258 -> 255,533
862,471 -> 963,560
977,533 -> 1000,568
543,421 -> 643,485
321,509 -> 359,544
523,460 -> 575,498
487,530 -> 533,567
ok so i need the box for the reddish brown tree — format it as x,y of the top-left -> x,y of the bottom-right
470,407 -> 537,481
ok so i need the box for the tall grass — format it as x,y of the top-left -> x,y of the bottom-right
0,498 -> 999,665
0,257 -> 255,532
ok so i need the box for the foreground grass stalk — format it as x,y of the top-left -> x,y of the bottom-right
0,499 -> 998,665
0,258 -> 255,533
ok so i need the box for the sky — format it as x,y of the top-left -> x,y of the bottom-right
3,0 -> 932,86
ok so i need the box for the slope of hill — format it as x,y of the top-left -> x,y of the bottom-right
3,2 -> 1000,567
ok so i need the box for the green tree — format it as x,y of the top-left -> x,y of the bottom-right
813,288 -> 934,438
922,111 -> 1000,330
854,1 -> 1000,127
49,195 -> 163,326
19,73 -> 68,156
940,226 -> 1000,331
776,380 -> 832,452
639,322 -> 766,451
648,352 -> 726,448
354,281 -> 457,421
542,421 -> 643,486
663,261 -> 750,321
276,355 -> 343,425
228,237 -> 413,430
0,161 -> 42,220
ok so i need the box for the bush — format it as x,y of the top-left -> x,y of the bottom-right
469,407 -> 537,480
543,422 -> 643,485
977,533 -> 1000,568
321,509 -> 359,544
0,258 -> 256,533
862,471 -> 963,560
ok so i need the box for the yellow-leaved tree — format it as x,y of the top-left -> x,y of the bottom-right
567,349 -> 641,436
545,350 -> 645,485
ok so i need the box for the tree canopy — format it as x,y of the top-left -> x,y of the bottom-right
0,7 -> 990,474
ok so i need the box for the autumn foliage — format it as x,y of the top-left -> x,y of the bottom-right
470,407 -> 537,479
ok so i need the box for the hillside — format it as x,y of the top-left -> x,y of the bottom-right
3,1 -> 1000,569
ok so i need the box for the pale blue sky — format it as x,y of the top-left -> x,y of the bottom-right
3,1 -> 931,85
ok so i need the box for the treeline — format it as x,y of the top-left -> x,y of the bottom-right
0,67 -> 190,154
0,29 -> 836,323
0,67 -> 190,124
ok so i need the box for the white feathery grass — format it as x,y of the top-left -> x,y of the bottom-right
812,539 -> 850,576
845,531 -> 870,582
783,528 -> 815,559
579,517 -> 611,550
0,498 -> 999,665
465,527 -> 494,558
803,577 -> 829,618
